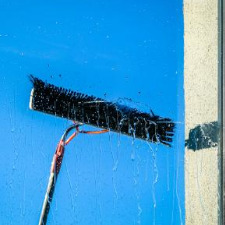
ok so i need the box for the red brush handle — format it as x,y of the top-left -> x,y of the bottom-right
51,140 -> 65,176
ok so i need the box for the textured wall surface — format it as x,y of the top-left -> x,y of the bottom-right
184,0 -> 219,224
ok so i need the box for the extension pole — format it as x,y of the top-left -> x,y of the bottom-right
38,124 -> 107,225
38,140 -> 65,225
38,172 -> 56,225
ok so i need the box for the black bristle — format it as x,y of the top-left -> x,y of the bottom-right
29,75 -> 175,146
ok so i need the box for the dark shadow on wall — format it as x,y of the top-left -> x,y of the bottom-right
185,121 -> 219,151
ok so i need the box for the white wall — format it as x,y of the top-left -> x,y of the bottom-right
184,0 -> 219,224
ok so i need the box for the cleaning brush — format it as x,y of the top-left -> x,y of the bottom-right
29,75 -> 175,224
29,75 -> 174,146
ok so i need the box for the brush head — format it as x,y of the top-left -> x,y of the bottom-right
29,75 -> 175,146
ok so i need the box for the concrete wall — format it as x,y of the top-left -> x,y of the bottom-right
184,0 -> 219,224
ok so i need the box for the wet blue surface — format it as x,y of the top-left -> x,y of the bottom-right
0,1 -> 184,224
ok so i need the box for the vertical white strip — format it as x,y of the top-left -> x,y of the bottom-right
184,0 -> 219,224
